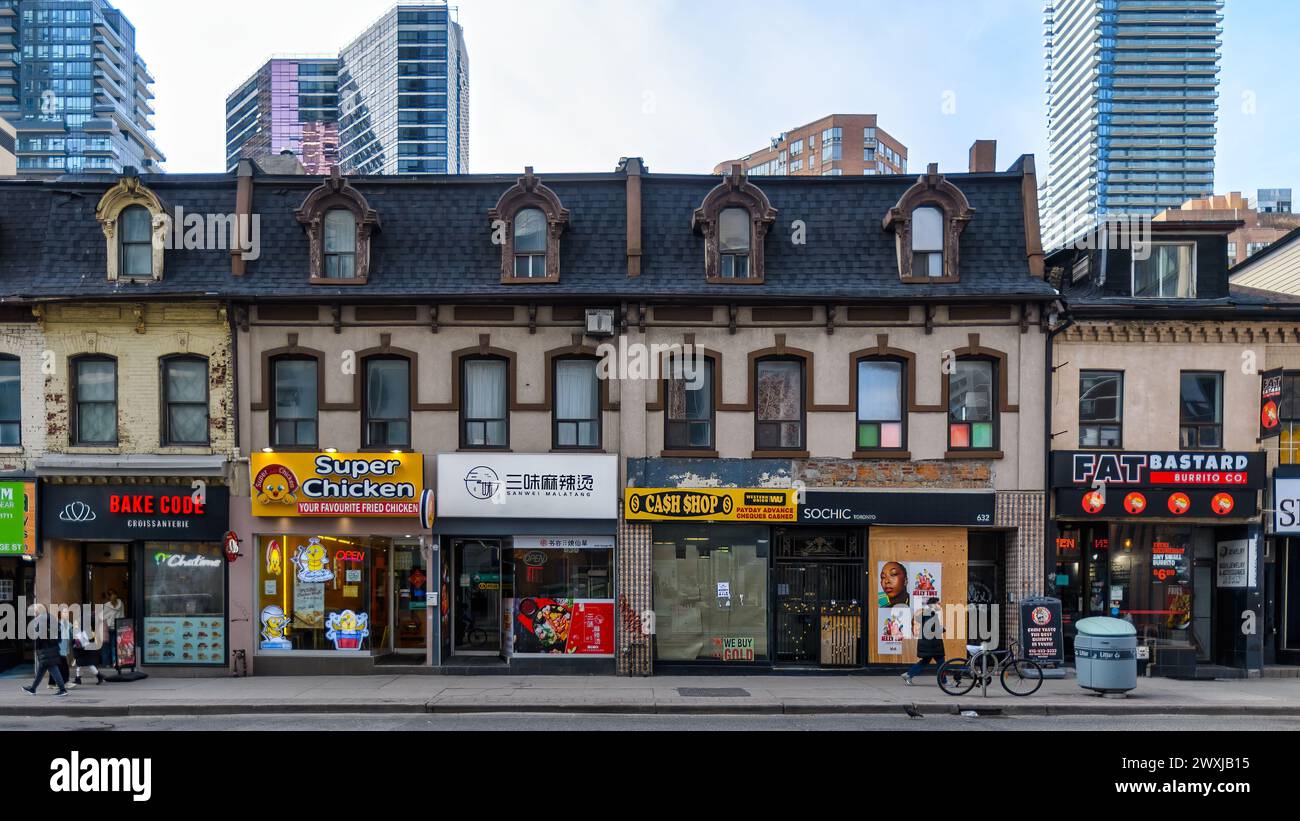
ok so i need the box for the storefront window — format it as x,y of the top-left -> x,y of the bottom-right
142,543 -> 227,666
257,535 -> 388,652
505,537 -> 614,657
1108,524 -> 1196,651
652,524 -> 770,662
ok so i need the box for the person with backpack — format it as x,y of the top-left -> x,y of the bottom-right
21,603 -> 69,697
901,598 -> 946,685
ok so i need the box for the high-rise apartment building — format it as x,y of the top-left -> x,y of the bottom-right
713,114 -> 907,177
226,2 -> 469,176
0,0 -> 164,176
1041,0 -> 1223,250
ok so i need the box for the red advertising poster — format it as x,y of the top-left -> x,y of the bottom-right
512,598 -> 614,656
1261,369 -> 1284,440
568,601 -> 614,655
116,618 -> 136,669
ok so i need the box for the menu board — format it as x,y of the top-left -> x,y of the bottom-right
143,615 -> 225,665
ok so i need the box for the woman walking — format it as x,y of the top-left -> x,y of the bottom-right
71,610 -> 105,686
21,604 -> 69,697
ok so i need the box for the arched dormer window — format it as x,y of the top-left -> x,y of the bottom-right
693,164 -> 777,284
882,163 -> 974,283
295,167 -> 380,285
95,175 -> 169,282
489,167 -> 570,284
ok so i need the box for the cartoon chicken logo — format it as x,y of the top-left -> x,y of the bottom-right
1123,492 -> 1148,515
1211,493 -> 1235,516
260,605 -> 292,650
1167,493 -> 1191,516
266,539 -> 284,575
325,610 -> 370,651
254,463 -> 300,507
291,536 -> 335,583
1262,400 -> 1280,431
1082,489 -> 1106,514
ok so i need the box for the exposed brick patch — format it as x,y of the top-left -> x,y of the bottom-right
794,458 -> 993,489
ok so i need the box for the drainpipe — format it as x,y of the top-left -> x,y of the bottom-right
1044,299 -> 1073,598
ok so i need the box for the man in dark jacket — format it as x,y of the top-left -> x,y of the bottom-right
902,598 -> 945,685
21,604 -> 69,697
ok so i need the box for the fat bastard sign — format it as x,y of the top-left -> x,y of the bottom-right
42,484 -> 231,541
1051,451 -> 1265,490
250,452 -> 425,517
624,488 -> 797,522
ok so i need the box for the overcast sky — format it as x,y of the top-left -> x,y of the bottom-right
114,0 -> 1297,196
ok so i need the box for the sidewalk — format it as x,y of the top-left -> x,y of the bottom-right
2,671 -> 1298,717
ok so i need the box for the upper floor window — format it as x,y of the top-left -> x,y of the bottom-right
857,358 -> 905,450
364,357 -> 410,449
911,206 -> 944,277
72,355 -> 117,446
755,358 -> 804,451
323,209 -> 358,279
161,355 -> 209,446
1133,242 -> 1195,298
554,357 -> 600,449
948,358 -> 996,450
1079,370 -> 1122,448
718,208 -> 752,279
119,205 -> 153,279
1179,371 -> 1222,449
666,358 -> 714,451
693,165 -> 777,284
0,356 -> 19,446
513,208 -> 548,278
1279,372 -> 1300,465
271,357 -> 318,447
462,357 -> 508,448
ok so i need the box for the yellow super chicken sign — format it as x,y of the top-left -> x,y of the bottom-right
623,488 -> 797,522
250,452 -> 424,518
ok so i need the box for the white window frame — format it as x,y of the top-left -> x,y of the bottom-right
1130,241 -> 1197,299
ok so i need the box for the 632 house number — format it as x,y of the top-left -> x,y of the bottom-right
976,514 -> 992,523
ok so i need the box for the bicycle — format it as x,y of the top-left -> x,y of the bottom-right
936,640 -> 1043,697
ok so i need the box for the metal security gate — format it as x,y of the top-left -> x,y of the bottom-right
774,562 -> 864,667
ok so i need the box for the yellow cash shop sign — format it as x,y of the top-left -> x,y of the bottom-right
250,452 -> 425,518
624,488 -> 797,522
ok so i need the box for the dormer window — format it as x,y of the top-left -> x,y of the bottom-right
323,209 -> 358,279
513,207 -> 548,278
693,164 -> 777,284
1133,242 -> 1195,298
490,168 -> 569,284
911,206 -> 944,277
883,163 -> 974,284
718,207 -> 752,279
295,167 -> 380,285
96,175 -> 168,282
119,205 -> 154,279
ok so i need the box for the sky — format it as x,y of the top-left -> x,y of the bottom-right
112,0 -> 1298,196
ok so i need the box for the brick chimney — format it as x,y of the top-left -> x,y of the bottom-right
969,140 -> 997,173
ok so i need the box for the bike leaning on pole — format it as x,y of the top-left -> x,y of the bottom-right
936,640 -> 1044,697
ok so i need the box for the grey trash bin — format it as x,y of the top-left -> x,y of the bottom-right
1074,617 -> 1137,694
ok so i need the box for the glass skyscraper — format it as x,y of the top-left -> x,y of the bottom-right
0,0 -> 164,176
226,2 -> 468,176
1041,0 -> 1222,250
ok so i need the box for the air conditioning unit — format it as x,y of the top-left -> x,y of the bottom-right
585,308 -> 615,337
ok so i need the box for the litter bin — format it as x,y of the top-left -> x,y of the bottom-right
1074,617 -> 1137,694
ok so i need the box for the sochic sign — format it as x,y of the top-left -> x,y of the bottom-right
250,452 -> 425,518
624,488 -> 797,522
437,453 -> 618,520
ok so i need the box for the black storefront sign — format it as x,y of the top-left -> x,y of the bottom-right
1057,488 -> 1258,519
1020,597 -> 1064,664
42,485 -> 231,542
797,491 -> 996,526
1261,369 -> 1284,441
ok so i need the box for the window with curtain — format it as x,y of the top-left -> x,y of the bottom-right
948,358 -> 996,450
755,359 -> 803,450
1079,370 -> 1123,448
271,357 -> 318,447
554,358 -> 600,449
462,358 -> 508,448
719,207 -> 751,279
911,206 -> 944,277
119,205 -> 153,278
1281,372 -> 1300,465
1133,243 -> 1195,298
513,208 -> 547,278
162,356 -> 209,446
1179,371 -> 1222,449
666,358 -> 714,450
364,357 -> 410,448
73,356 -> 117,445
323,209 -> 357,279
856,359 -> 904,450
0,356 -> 19,446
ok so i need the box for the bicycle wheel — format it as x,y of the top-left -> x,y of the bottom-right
937,658 -> 975,696
1001,659 -> 1044,696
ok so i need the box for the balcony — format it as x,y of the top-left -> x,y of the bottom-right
95,51 -> 126,85
93,19 -> 125,51
93,35 -> 128,72
94,70 -> 128,103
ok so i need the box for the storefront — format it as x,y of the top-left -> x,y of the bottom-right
245,452 -> 427,672
631,487 -> 998,671
39,482 -> 232,670
435,453 -> 619,673
1268,467 -> 1300,666
0,478 -> 37,672
1051,450 -> 1266,677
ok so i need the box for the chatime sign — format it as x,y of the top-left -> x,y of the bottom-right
250,452 -> 425,518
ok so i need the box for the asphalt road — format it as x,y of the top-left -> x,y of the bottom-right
3,713 -> 1299,731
